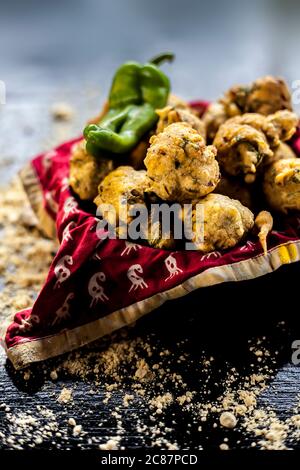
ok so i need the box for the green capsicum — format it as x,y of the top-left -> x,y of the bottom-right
84,54 -> 173,155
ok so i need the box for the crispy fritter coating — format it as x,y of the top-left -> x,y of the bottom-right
145,123 -> 220,202
213,120 -> 272,183
156,105 -> 206,139
94,166 -> 176,248
263,158 -> 300,213
130,101 -> 206,171
203,76 -> 293,141
69,140 -> 114,200
215,174 -> 253,209
267,109 -> 298,142
147,219 -> 176,250
94,166 -> 150,225
222,76 -> 292,117
230,111 -> 297,145
213,110 -> 298,183
189,194 -> 254,252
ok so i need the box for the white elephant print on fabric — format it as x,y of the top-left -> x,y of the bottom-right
91,241 -> 103,261
89,218 -> 100,232
127,264 -> 148,292
52,292 -> 75,326
62,197 -> 78,221
121,241 -> 143,256
61,177 -> 70,192
164,254 -> 183,281
62,221 -> 76,243
18,314 -> 40,333
88,272 -> 109,307
92,252 -> 102,261
200,251 -> 221,261
54,255 -> 73,289
240,240 -> 255,252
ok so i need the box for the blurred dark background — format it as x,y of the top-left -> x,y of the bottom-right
0,0 -> 299,181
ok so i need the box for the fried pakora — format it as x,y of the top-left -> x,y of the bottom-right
213,110 -> 298,183
144,122 -> 220,202
94,166 -> 150,223
156,105 -> 206,139
263,158 -> 300,213
146,219 -> 176,249
222,76 -> 292,116
188,194 -> 254,252
94,166 -> 176,247
69,140 -> 115,200
203,76 -> 293,141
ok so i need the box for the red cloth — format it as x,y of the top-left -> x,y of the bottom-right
2,101 -> 300,368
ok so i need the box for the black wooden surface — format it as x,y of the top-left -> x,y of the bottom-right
0,261 -> 299,450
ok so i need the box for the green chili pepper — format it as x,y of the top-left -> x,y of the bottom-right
84,57 -> 171,155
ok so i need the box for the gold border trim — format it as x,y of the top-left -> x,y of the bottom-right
5,239 -> 300,369
18,163 -> 56,239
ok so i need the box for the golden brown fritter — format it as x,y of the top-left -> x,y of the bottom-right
222,76 -> 292,117
146,219 -> 176,250
214,174 -> 253,209
94,166 -> 150,222
130,102 -> 203,171
144,123 -> 220,202
188,194 -> 254,253
69,140 -> 114,200
94,166 -> 176,247
156,106 -> 206,139
230,111 -> 297,146
213,110 -> 298,183
203,76 -> 293,141
213,121 -> 272,183
263,158 -> 300,213
268,109 -> 298,142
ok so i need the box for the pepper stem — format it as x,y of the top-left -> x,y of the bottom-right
149,52 -> 175,66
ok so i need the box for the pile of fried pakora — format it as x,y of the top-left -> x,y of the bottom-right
69,64 -> 299,254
